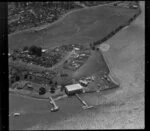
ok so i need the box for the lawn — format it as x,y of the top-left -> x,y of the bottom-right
73,50 -> 109,80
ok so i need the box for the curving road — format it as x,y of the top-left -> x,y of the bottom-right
9,1 -> 144,130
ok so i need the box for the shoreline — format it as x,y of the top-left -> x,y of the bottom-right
9,78 -> 120,102
9,89 -> 67,101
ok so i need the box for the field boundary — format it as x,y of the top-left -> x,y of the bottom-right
93,9 -> 141,47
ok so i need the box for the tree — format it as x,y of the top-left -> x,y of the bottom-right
29,45 -> 42,57
14,49 -> 19,54
49,80 -> 53,85
15,75 -> 20,81
11,80 -> 14,84
50,86 -> 55,94
64,60 -> 68,64
96,48 -> 99,51
29,75 -> 32,80
91,45 -> 95,50
23,46 -> 28,51
39,87 -> 46,95
12,56 -> 16,61
60,84 -> 65,92
54,81 -> 57,86
24,74 -> 28,79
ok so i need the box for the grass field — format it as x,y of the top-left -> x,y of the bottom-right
9,5 -> 138,49
73,50 -> 109,80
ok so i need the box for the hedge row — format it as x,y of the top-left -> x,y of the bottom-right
92,9 -> 141,47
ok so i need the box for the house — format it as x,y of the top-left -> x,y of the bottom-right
42,49 -> 47,53
80,54 -> 86,56
79,80 -> 88,87
23,50 -> 29,53
74,47 -> 80,51
85,76 -> 95,81
8,53 -> 11,57
132,5 -> 138,9
65,83 -> 83,96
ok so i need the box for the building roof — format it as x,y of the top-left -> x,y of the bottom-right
79,80 -> 88,85
65,83 -> 83,92
74,47 -> 80,50
42,49 -> 47,52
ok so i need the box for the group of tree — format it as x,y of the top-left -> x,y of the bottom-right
23,45 -> 42,57
49,81 -> 58,94
90,43 -> 95,50
29,45 -> 42,57
23,46 -> 29,51
39,87 -> 46,95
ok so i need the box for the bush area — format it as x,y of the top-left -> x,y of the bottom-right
9,46 -> 62,68
8,2 -> 82,34
9,44 -> 90,69
79,1 -> 139,8
79,1 -> 113,7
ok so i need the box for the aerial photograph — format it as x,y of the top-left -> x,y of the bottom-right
8,1 -> 144,130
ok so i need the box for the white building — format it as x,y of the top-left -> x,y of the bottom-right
80,54 -> 86,56
23,50 -> 29,53
79,80 -> 88,87
65,83 -> 83,96
74,47 -> 80,51
42,49 -> 47,53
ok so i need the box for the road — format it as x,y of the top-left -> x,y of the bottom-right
9,1 -> 144,130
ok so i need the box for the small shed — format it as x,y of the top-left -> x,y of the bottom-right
74,47 -> 80,51
79,80 -> 88,87
65,84 -> 83,96
42,49 -> 47,53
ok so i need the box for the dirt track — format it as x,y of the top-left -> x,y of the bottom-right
9,2 -> 144,130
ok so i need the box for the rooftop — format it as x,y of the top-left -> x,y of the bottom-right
65,83 -> 83,92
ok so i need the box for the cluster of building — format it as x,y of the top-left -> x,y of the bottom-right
63,46 -> 91,71
9,65 -> 56,87
65,72 -> 118,95
9,41 -> 119,97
